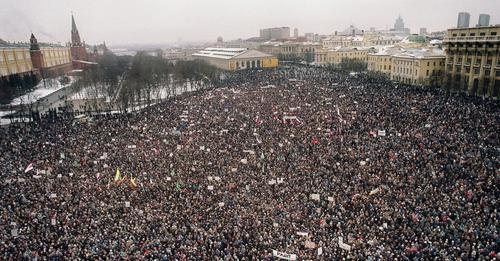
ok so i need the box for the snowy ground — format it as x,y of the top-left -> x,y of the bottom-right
9,76 -> 76,106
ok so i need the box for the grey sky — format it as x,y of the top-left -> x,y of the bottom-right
1,0 -> 498,46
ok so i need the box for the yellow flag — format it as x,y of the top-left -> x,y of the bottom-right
130,177 -> 138,188
114,168 -> 121,182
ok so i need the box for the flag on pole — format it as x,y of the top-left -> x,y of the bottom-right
130,177 -> 138,188
114,168 -> 121,182
175,182 -> 182,191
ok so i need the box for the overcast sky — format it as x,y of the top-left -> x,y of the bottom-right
1,0 -> 498,46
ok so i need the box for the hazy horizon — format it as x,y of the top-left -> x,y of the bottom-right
1,0 -> 499,46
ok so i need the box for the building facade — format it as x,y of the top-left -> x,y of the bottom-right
368,53 -> 394,76
443,26 -> 500,97
259,42 -> 321,62
192,48 -> 278,71
259,27 -> 290,40
367,46 -> 446,86
322,35 -> 401,49
0,47 -> 33,77
391,54 -> 445,86
315,47 -> 370,66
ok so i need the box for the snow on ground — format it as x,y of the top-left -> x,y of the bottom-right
10,76 -> 76,106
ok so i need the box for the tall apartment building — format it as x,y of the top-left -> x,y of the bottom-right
457,12 -> 471,28
443,26 -> 500,97
259,27 -> 290,40
477,14 -> 490,27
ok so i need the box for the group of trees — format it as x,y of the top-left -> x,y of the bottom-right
73,51 -> 220,113
327,58 -> 368,72
0,72 -> 39,104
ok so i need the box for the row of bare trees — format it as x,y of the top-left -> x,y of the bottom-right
72,51 -> 220,113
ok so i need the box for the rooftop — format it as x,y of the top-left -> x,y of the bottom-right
0,41 -> 65,49
193,48 -> 274,60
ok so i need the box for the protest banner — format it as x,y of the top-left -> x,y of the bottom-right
310,193 -> 320,201
24,163 -> 34,173
305,241 -> 316,249
272,250 -> 297,261
369,188 -> 380,195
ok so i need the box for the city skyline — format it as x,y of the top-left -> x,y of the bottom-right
1,0 -> 499,45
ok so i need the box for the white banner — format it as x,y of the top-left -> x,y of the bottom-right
310,193 -> 320,201
272,250 -> 297,260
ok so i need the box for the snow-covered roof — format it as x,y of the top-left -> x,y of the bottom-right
392,48 -> 445,59
73,60 -> 98,65
193,47 -> 273,60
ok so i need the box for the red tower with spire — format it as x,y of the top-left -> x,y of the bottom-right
29,33 -> 44,73
70,14 -> 88,63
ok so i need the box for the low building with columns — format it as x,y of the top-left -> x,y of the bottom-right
443,25 -> 500,97
314,47 -> 372,66
259,42 -> 321,62
192,48 -> 278,71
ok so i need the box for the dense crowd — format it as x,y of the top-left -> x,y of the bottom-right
0,66 -> 498,260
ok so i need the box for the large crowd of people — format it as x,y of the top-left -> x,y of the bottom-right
0,66 -> 498,259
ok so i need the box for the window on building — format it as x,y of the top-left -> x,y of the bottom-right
491,32 -> 497,36
485,69 -> 491,76
0,55 -> 3,62
479,32 -> 485,36
8,54 -> 14,61
474,68 -> 480,74
452,33 -> 457,37
496,70 -> 500,77
426,70 -> 429,76
470,33 -> 475,36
